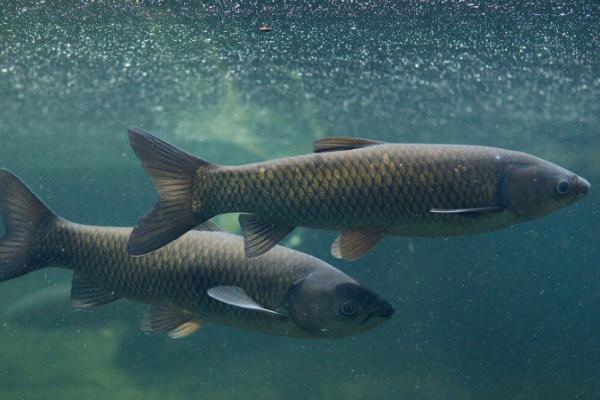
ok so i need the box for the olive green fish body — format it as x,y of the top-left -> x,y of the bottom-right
127,129 -> 589,260
202,144 -> 524,235
37,221 -> 320,336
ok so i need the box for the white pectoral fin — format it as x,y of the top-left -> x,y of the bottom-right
430,206 -> 503,214
207,286 -> 284,316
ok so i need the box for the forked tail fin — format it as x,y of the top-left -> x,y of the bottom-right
126,127 -> 215,256
0,169 -> 57,282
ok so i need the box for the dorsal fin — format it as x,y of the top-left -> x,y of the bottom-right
313,136 -> 383,153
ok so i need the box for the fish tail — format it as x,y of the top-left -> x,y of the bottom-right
127,127 -> 215,256
0,169 -> 57,282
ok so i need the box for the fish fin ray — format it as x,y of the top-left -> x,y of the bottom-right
71,272 -> 121,309
207,286 -> 283,316
141,304 -> 202,338
313,136 -> 384,153
238,214 -> 293,258
331,229 -> 385,261
430,206 -> 503,214
193,220 -> 224,232
0,169 -> 58,282
127,127 -> 214,256
167,320 -> 203,339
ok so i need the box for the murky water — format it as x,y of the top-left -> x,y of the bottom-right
1,2 -> 599,399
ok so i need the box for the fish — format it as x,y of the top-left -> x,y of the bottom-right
0,168 -> 394,339
126,128 -> 590,260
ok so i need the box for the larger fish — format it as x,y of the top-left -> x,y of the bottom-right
0,169 -> 393,339
126,128 -> 590,260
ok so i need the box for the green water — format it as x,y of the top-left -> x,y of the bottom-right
1,1 -> 599,399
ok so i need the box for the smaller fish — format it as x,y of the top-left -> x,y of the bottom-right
0,169 -> 393,339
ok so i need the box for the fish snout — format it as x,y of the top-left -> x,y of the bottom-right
577,177 -> 591,195
372,299 -> 395,319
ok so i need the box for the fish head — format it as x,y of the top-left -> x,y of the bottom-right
284,270 -> 394,338
501,155 -> 590,219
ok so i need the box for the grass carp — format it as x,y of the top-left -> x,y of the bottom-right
127,128 -> 590,260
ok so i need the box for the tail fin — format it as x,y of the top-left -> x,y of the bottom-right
127,127 -> 214,256
0,169 -> 57,282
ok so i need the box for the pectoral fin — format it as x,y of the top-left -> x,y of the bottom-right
71,272 -> 121,309
207,286 -> 284,316
331,229 -> 386,261
313,136 -> 384,153
141,304 -> 203,339
430,206 -> 503,214
239,214 -> 294,258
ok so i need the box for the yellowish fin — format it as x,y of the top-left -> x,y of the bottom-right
331,229 -> 386,261
141,304 -> 202,339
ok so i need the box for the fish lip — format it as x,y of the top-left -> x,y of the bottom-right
578,177 -> 590,195
362,301 -> 395,324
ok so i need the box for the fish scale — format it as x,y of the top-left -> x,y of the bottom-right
208,145 -> 504,229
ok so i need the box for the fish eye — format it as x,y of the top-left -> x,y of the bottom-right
340,302 -> 358,317
555,179 -> 571,195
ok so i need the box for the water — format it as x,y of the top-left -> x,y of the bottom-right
1,1 -> 599,399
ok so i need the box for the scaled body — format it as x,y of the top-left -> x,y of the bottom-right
127,129 -> 590,260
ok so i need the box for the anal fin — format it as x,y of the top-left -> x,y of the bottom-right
238,214 -> 293,258
141,304 -> 202,339
167,321 -> 203,339
331,229 -> 386,261
71,272 -> 121,309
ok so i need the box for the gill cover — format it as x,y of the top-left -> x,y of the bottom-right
500,163 -> 539,216
283,274 -> 325,335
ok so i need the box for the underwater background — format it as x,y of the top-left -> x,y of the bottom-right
0,1 -> 599,399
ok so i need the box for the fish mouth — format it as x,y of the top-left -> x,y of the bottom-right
362,300 -> 395,324
577,177 -> 590,196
